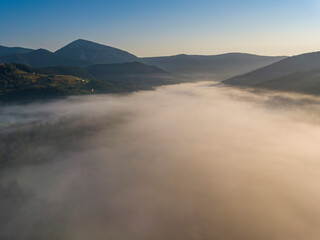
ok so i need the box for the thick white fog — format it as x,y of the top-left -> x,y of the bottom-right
1,82 -> 320,240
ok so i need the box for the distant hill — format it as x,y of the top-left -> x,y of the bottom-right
0,62 -> 183,103
0,45 -> 33,57
0,62 -> 93,102
35,62 -> 168,79
35,65 -> 95,80
55,39 -> 138,64
36,62 -> 182,92
0,49 -> 92,67
253,69 -> 320,95
84,62 -> 181,90
223,51 -> 320,86
86,62 -> 166,79
141,53 -> 286,80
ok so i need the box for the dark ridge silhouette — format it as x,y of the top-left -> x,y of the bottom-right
0,45 -> 33,57
86,62 -> 166,78
33,62 -> 168,80
141,53 -> 286,80
0,40 -> 286,81
36,62 -> 182,91
55,39 -> 138,64
253,69 -> 320,95
0,49 -> 92,67
223,51 -> 320,86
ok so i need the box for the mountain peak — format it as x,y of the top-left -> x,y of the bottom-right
68,39 -> 102,46
33,48 -> 52,53
74,38 -> 88,42
55,39 -> 138,64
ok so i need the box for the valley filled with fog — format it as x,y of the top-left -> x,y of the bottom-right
1,82 -> 320,240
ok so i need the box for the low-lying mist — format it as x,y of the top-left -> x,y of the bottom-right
1,82 -> 320,240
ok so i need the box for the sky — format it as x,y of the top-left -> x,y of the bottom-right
1,0 -> 320,57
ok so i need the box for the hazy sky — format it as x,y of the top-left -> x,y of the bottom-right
1,0 -> 320,57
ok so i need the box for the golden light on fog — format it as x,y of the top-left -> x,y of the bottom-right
2,82 -> 320,239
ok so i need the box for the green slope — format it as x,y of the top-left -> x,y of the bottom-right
0,62 -> 184,103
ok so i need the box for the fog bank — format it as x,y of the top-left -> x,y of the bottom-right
1,82 -> 320,240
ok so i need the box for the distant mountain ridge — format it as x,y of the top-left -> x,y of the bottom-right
0,45 -> 33,57
0,49 -> 91,67
55,39 -> 138,64
0,39 -> 286,80
0,39 -> 139,67
222,51 -> 320,96
223,51 -> 320,86
141,53 -> 286,80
